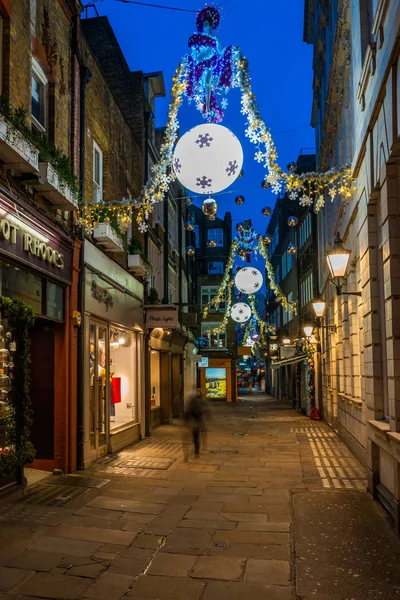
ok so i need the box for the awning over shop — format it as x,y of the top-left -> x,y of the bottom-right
270,354 -> 307,369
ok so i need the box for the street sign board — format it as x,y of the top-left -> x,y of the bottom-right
198,357 -> 209,368
145,305 -> 178,329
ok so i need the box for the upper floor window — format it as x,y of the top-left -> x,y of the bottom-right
31,58 -> 47,133
200,322 -> 226,349
93,141 -> 103,203
299,213 -> 312,248
201,286 -> 225,312
208,261 -> 224,275
208,228 -> 223,247
193,225 -> 200,248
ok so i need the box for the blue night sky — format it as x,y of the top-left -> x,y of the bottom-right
93,0 -> 315,230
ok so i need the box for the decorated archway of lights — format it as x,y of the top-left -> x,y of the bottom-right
201,219 -> 297,348
81,5 -> 355,234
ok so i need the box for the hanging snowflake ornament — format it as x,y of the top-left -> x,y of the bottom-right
254,150 -> 265,163
138,221 -> 148,233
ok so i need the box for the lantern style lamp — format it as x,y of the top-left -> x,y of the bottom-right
312,298 -> 326,318
303,326 -> 313,338
326,235 -> 361,296
282,338 -> 291,345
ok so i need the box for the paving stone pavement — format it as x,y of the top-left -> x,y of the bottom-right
0,396 -> 399,599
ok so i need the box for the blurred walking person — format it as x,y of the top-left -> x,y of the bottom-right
183,388 -> 210,458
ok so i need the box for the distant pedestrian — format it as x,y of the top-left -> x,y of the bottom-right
183,388 -> 210,458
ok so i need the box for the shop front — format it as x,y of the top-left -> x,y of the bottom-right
0,189 -> 77,494
199,358 -> 234,402
83,241 -> 144,466
147,318 -> 188,429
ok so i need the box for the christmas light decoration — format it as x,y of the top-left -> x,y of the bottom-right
172,124 -> 243,194
235,267 -> 263,294
287,216 -> 298,227
202,197 -> 218,216
235,195 -> 245,205
258,237 -> 297,313
187,246 -> 195,255
262,207 -> 271,217
81,5 -> 356,240
230,302 -> 251,323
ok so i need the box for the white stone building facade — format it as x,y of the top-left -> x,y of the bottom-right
304,0 -> 400,529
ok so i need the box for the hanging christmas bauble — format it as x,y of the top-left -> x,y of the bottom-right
172,124 -> 244,194
237,248 -> 246,257
186,197 -> 193,206
202,198 -> 218,217
261,180 -> 271,189
235,267 -> 263,294
288,162 -> 297,172
187,246 -> 195,256
185,222 -> 194,231
262,207 -> 271,217
235,195 -> 245,205
236,223 -> 244,232
251,333 -> 260,341
287,242 -> 297,255
207,214 -> 216,221
230,302 -> 252,323
287,216 -> 298,227
207,239 -> 217,248
262,235 -> 272,244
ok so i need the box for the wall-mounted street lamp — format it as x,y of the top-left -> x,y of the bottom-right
282,338 -> 291,345
311,297 -> 337,333
303,326 -> 313,338
326,235 -> 361,297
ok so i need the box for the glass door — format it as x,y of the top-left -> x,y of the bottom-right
89,322 -> 108,458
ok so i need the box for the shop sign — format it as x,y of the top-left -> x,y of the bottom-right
0,196 -> 72,283
198,356 -> 208,367
237,346 -> 251,356
91,281 -> 114,311
280,345 -> 295,359
145,305 -> 178,329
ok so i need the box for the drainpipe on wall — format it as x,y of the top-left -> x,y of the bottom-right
76,65 -> 92,471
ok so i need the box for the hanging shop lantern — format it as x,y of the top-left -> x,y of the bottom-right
207,239 -> 217,247
202,197 -> 218,217
187,246 -> 195,256
261,180 -> 271,189
235,267 -> 263,294
230,302 -> 252,323
262,206 -> 271,216
262,235 -> 272,244
287,216 -> 298,227
287,162 -> 297,172
287,242 -> 297,255
185,222 -> 194,231
235,195 -> 245,205
172,124 -> 243,194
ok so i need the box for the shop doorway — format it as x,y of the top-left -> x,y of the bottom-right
89,321 -> 108,460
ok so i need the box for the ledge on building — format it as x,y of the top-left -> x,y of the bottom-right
128,253 -> 147,276
32,162 -> 79,210
0,115 -> 39,173
93,222 -> 124,253
338,393 -> 363,408
368,419 -> 390,433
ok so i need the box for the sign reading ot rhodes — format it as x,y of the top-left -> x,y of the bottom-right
145,306 -> 178,329
0,194 -> 72,284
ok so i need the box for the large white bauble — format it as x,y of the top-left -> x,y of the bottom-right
235,267 -> 263,294
173,124 -> 243,195
230,302 -> 251,323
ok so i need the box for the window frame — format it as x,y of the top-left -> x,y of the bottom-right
207,228 -> 224,247
93,140 -> 104,203
200,322 -> 227,349
200,285 -> 225,312
208,261 -> 224,275
31,57 -> 48,133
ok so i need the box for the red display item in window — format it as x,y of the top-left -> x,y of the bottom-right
111,377 -> 122,404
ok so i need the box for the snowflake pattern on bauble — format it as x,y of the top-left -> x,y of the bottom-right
196,175 -> 212,189
226,160 -> 239,177
195,133 -> 213,148
174,157 -> 182,173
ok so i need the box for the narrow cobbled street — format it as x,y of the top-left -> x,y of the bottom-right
1,397 -> 400,600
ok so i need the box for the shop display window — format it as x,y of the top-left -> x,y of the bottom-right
47,282 -> 64,320
109,328 -> 137,429
150,350 -> 161,408
0,262 -> 42,314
